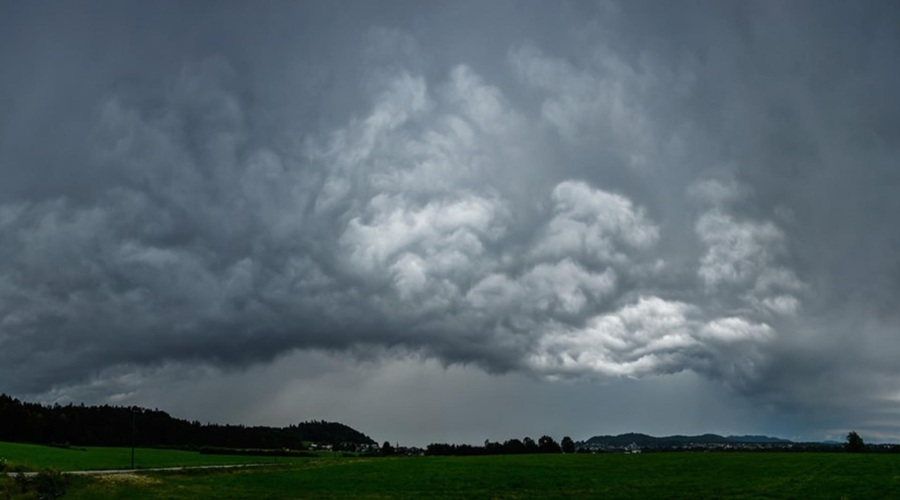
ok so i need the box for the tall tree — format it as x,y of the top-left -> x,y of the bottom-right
845,431 -> 867,453
538,435 -> 562,453
561,436 -> 575,453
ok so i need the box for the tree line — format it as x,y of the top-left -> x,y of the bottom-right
425,435 -> 576,456
0,394 -> 375,449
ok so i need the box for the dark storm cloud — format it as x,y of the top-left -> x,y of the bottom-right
1,0 -> 899,438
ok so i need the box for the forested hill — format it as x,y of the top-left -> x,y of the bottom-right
0,394 -> 375,448
583,433 -> 792,448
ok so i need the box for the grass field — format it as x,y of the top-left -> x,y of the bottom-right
0,441 -> 306,471
4,447 -> 900,499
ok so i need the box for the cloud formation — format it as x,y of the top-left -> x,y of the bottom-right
1,0 -> 899,440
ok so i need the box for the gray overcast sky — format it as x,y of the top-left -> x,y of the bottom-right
1,0 -> 899,445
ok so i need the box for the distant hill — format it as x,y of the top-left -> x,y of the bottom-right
726,435 -> 793,444
0,394 -> 376,449
582,433 -> 792,448
291,420 -> 376,446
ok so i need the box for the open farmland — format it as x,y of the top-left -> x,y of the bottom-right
0,441 -> 305,472
5,450 -> 900,499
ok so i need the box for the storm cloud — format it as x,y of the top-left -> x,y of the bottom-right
2,1 -> 899,442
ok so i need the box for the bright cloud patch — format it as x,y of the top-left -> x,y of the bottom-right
533,180 -> 659,264
530,297 -> 774,383
691,179 -> 805,317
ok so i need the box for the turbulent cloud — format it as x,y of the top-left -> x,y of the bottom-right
691,179 -> 805,317
533,181 -> 659,265
530,296 -> 773,384
512,44 -> 661,170
1,0 -> 899,442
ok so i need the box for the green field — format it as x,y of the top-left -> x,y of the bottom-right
4,446 -> 900,498
0,441 -> 304,471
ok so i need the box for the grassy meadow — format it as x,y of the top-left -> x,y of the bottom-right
4,444 -> 900,498
0,441 -> 303,472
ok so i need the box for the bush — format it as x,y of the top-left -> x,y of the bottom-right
13,473 -> 29,494
1,476 -> 17,500
33,468 -> 67,498
0,458 -> 6,473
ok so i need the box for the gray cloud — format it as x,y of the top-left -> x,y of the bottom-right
2,0 -> 899,442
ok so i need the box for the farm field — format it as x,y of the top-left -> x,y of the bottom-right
0,441 -> 305,472
6,449 -> 900,499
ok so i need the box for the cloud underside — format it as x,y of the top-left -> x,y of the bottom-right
1,1 -> 898,427
0,50 -> 800,396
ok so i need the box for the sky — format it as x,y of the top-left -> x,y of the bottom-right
1,0 -> 899,446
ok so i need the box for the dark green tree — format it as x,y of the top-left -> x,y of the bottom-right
845,431 -> 867,453
538,435 -> 562,453
561,436 -> 575,453
381,440 -> 395,455
484,439 -> 502,453
503,438 -> 525,454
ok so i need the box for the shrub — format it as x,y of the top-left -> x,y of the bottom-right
33,468 -> 67,498
13,473 -> 29,494
1,476 -> 17,500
